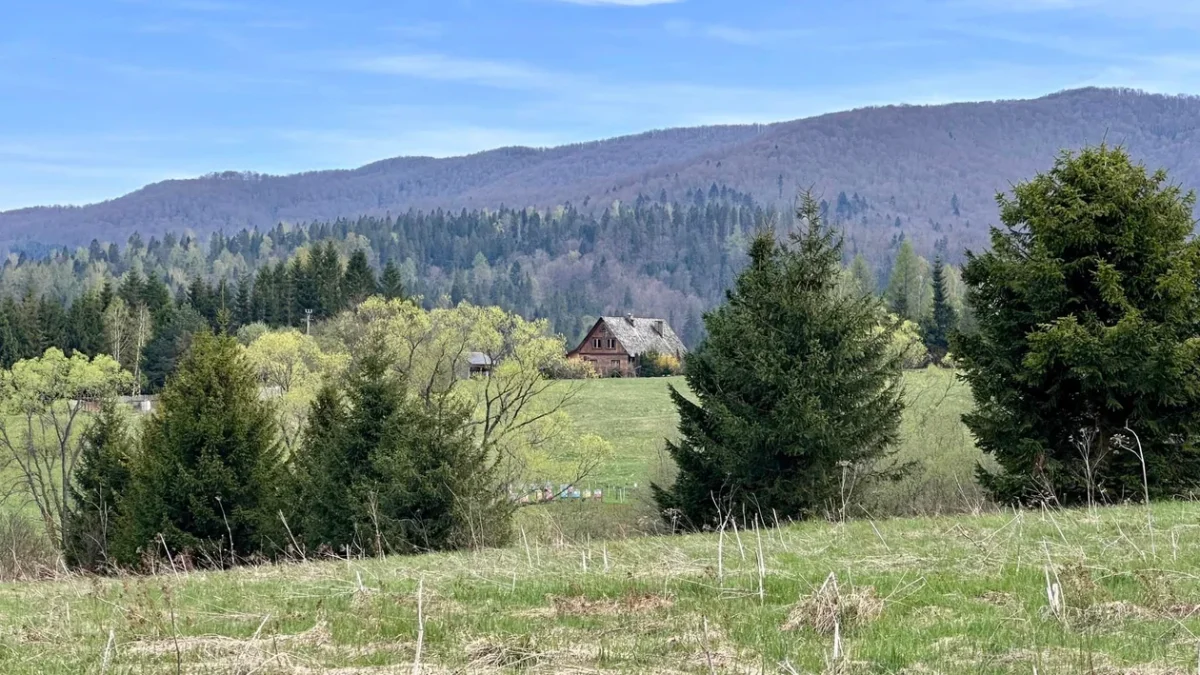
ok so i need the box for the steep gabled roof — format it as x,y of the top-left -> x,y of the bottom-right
598,316 -> 686,358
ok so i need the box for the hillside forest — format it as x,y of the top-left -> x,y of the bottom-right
0,185 -> 962,375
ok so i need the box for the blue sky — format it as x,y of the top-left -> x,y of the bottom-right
3,0 -> 1200,210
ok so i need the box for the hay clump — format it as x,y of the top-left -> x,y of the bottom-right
465,634 -> 541,670
782,572 -> 883,634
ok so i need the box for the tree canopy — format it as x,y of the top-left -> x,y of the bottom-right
653,194 -> 905,526
955,145 -> 1200,505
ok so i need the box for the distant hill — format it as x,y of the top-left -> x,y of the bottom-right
4,87 -> 1200,260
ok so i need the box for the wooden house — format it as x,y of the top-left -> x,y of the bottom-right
567,315 -> 686,376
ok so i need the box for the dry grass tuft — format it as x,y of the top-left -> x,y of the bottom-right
465,634 -> 542,670
782,574 -> 883,634
547,591 -> 674,617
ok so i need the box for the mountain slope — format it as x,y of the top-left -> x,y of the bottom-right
4,88 -> 1200,257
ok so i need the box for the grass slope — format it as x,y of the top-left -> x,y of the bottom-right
1,503 -> 1195,673
555,369 -> 985,515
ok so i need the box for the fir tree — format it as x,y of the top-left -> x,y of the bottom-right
117,331 -> 286,566
292,339 -> 507,555
922,258 -> 958,363
653,194 -> 904,526
64,400 -> 134,571
379,260 -> 406,300
955,145 -> 1200,505
342,249 -> 378,307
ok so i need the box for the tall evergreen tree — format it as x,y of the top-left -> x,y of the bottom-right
922,258 -> 958,363
342,249 -> 378,306
66,290 -> 107,357
64,401 -> 134,571
379,260 -> 406,300
955,145 -> 1200,505
292,339 -> 506,555
885,240 -> 929,322
653,194 -> 904,526
117,331 -> 285,565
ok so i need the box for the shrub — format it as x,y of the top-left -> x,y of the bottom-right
636,351 -> 682,377
544,356 -> 597,380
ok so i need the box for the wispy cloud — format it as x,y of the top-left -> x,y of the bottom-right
342,53 -> 559,89
664,19 -> 809,46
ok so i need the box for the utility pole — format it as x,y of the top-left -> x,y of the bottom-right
305,308 -> 313,335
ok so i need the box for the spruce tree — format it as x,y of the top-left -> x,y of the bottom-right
342,249 -> 378,307
380,260 -> 406,300
292,339 -> 507,555
116,331 -> 285,565
64,400 -> 134,571
955,145 -> 1200,505
922,258 -> 957,363
291,383 -> 353,551
653,194 -> 904,526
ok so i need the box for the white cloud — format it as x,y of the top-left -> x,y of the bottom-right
664,19 -> 810,46
343,53 -> 558,89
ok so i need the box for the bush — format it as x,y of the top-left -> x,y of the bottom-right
636,351 -> 682,377
0,513 -> 57,581
543,356 -> 597,380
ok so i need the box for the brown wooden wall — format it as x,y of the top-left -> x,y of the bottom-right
568,321 -> 635,376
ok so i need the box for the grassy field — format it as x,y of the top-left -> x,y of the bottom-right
2,502 -> 1197,673
551,368 -> 986,516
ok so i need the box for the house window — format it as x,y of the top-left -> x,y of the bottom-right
607,338 -> 617,349
611,359 -> 621,370
592,338 -> 602,349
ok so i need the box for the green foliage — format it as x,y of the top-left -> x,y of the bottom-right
0,349 -> 131,548
635,351 -> 681,377
653,194 -> 905,527
886,240 -> 932,323
379,260 -> 406,300
116,331 -> 286,566
955,145 -> 1200,505
849,253 -> 877,298
64,400 -> 135,571
140,304 -> 209,392
290,339 -> 509,556
922,258 -> 958,363
342,249 -> 378,306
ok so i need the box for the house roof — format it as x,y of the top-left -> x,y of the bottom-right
468,352 -> 493,366
597,316 -> 687,358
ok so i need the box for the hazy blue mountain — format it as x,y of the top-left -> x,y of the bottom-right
4,88 -> 1200,261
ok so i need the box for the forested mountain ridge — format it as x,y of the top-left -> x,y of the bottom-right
6,88 -> 1200,265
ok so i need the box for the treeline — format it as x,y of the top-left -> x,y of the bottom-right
2,185 -> 947,354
